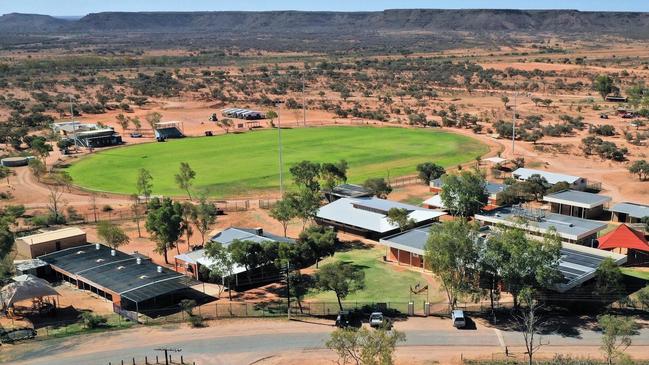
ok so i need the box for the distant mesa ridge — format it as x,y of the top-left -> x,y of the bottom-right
1,9 -> 649,35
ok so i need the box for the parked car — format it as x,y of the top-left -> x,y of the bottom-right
622,112 -> 636,119
0,328 -> 37,343
130,132 -> 143,138
369,312 -> 390,329
335,311 -> 351,328
451,310 -> 466,329
599,113 -> 609,119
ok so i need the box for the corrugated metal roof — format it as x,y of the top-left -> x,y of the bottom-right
18,227 -> 86,246
610,202 -> 649,219
544,190 -> 611,209
316,197 -> 446,233
513,168 -> 582,185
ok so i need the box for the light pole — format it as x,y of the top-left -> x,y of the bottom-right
276,101 -> 285,196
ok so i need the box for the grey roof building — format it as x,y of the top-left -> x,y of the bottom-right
543,190 -> 611,219
324,183 -> 373,202
512,168 -> 587,190
379,224 -> 626,293
610,202 -> 649,223
316,197 -> 446,239
474,205 -> 608,245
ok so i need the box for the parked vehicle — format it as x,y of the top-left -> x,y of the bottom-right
622,113 -> 636,119
335,311 -> 351,328
0,328 -> 37,343
130,132 -> 143,138
369,312 -> 388,328
451,310 -> 466,328
599,113 -> 609,119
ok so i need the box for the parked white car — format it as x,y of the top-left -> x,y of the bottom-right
451,310 -> 466,328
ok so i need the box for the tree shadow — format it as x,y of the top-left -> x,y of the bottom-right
335,240 -> 372,252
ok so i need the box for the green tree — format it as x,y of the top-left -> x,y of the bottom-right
96,221 -> 130,249
130,194 -> 143,238
136,168 -> 153,202
315,262 -> 365,311
424,219 -> 480,309
0,166 -> 11,185
326,327 -> 406,365
594,74 -> 616,100
266,110 -> 278,126
594,257 -> 625,305
320,160 -> 348,192
131,116 -> 142,132
287,189 -> 321,229
501,95 -> 510,108
362,177 -> 392,199
228,239 -> 264,281
217,118 -> 233,133
31,137 -> 52,163
180,202 -> 196,251
28,158 -> 46,181
628,160 -> 649,181
598,314 -> 637,365
204,241 -> 235,300
52,171 -> 73,192
515,288 -> 545,365
145,111 -> 162,131
115,114 -> 130,132
636,285 -> 649,310
440,170 -> 488,217
145,197 -> 183,264
290,160 -> 322,193
298,225 -> 336,268
270,197 -> 298,237
416,162 -> 445,185
175,162 -> 196,200
386,208 -> 415,232
193,197 -> 218,245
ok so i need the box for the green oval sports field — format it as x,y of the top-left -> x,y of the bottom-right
67,126 -> 488,197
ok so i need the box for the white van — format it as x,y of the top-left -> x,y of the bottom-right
451,310 -> 466,328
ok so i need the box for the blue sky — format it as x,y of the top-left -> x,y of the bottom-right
1,1 -> 648,17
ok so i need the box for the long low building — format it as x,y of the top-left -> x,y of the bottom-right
474,205 -> 608,245
543,189 -> 611,219
512,168 -> 587,190
40,244 -> 197,312
16,227 -> 87,259
380,224 -> 626,293
315,197 -> 446,240
610,202 -> 649,223
174,227 -> 294,286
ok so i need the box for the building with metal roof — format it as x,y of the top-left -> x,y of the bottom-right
543,190 -> 611,219
324,183 -> 373,202
16,227 -> 87,259
315,197 -> 446,239
174,227 -> 294,285
39,244 -> 198,312
597,224 -> 649,266
512,168 -> 587,190
379,224 -> 626,293
474,205 -> 608,245
610,202 -> 649,224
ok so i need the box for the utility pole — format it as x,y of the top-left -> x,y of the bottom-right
302,72 -> 306,127
286,261 -> 291,320
276,102 -> 284,196
512,88 -> 517,156
70,95 -> 79,150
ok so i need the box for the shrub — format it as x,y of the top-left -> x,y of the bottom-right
79,312 -> 107,329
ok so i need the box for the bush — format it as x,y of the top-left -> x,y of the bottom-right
187,314 -> 205,328
79,312 -> 107,329
101,205 -> 113,212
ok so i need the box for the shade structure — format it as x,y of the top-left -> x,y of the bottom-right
597,224 -> 649,253
1,274 -> 58,307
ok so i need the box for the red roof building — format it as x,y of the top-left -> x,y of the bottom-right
597,224 -> 649,266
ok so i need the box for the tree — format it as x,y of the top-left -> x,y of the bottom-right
131,116 -> 142,132
136,168 -> 153,202
298,225 -> 336,268
320,160 -> 348,191
130,194 -> 143,238
520,174 -> 549,201
424,219 -> 480,309
28,158 -> 46,181
145,197 -> 183,264
515,288 -> 546,365
598,314 -> 637,365
362,178 -> 392,199
116,114 -> 130,132
594,74 -> 616,100
0,166 -> 11,185
546,181 -> 571,195
270,197 -> 298,237
486,227 -> 562,307
180,202 -> 196,251
636,285 -> 649,310
416,162 -> 445,185
46,183 -> 66,225
52,171 -> 73,192
217,118 -> 233,133
386,208 -> 414,232
145,111 -> 162,131
228,239 -> 264,281
266,110 -> 278,126
31,137 -> 52,163
315,262 -> 365,311
204,241 -> 235,300
594,257 -> 625,305
96,221 -> 130,249
501,95 -> 510,108
290,160 -> 322,193
287,189 -> 321,229
628,160 -> 649,181
326,327 -> 406,365
193,197 -> 217,245
440,170 -> 488,217
175,162 -> 196,200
